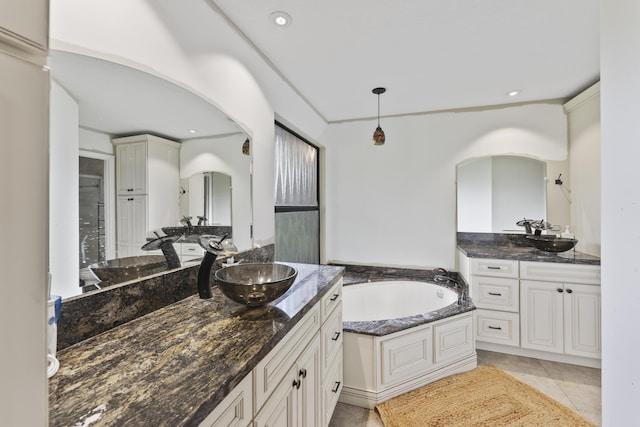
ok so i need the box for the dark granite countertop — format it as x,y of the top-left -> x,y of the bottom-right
457,232 -> 600,266
49,263 -> 344,427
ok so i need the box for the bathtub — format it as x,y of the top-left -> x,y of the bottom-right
340,280 -> 477,409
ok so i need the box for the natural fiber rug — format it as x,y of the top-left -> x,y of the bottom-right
375,366 -> 594,427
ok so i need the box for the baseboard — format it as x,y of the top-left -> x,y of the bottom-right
476,341 -> 601,369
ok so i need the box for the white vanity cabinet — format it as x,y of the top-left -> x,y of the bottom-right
113,134 -> 180,257
458,251 -> 601,366
0,0 -> 48,50
254,279 -> 344,427
520,261 -> 601,359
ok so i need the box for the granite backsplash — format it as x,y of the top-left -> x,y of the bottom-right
57,244 -> 274,350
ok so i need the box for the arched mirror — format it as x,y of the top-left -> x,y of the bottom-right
457,156 -> 547,233
48,50 -> 252,299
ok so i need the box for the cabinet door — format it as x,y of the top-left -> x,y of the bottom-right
255,365 -> 298,427
520,280 -> 564,353
297,334 -> 321,427
0,0 -> 48,49
116,142 -> 147,195
564,284 -> 601,358
116,195 -> 148,257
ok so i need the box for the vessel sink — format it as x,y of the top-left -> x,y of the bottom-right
89,255 -> 168,285
526,235 -> 578,253
214,263 -> 298,307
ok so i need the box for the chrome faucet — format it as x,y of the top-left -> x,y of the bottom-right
180,216 -> 193,234
197,215 -> 207,226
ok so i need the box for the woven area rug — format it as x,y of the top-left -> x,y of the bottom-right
375,366 -> 594,427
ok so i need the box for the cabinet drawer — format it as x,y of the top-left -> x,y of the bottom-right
321,279 -> 343,322
470,258 -> 519,278
471,276 -> 519,312
254,305 -> 320,412
321,355 -> 343,427
520,261 -> 600,285
475,309 -> 520,347
198,372 -> 252,427
321,302 -> 343,379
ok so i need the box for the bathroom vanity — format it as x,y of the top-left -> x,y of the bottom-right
48,263 -> 344,427
457,234 -> 601,368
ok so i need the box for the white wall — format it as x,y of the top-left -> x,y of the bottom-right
564,83 -> 601,257
49,80 -> 80,299
321,103 -> 567,269
600,1 -> 640,424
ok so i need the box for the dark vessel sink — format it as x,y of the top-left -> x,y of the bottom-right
88,255 -> 168,285
214,263 -> 298,307
526,235 -> 578,253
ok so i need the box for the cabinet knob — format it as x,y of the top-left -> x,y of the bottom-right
292,379 -> 301,390
557,288 -> 564,293
566,289 -> 573,294
299,368 -> 307,379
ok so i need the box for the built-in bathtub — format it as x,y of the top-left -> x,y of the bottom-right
340,280 -> 477,409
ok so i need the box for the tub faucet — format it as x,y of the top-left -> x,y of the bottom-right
433,267 -> 449,277
197,215 -> 207,226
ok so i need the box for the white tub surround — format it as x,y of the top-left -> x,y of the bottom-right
340,279 -> 477,409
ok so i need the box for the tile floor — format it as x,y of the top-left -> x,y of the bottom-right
329,350 -> 601,426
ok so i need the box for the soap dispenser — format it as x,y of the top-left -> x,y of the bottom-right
561,225 -> 575,239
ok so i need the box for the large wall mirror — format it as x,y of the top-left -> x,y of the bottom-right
49,50 -> 252,299
457,156 -> 547,233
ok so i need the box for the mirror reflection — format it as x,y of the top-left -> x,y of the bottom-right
457,156 -> 547,233
49,50 -> 252,299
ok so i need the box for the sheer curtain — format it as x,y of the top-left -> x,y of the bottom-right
274,125 -> 319,264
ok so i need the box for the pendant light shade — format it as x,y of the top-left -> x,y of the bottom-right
372,87 -> 386,145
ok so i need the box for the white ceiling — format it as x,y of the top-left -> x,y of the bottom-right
49,0 -> 599,139
213,0 -> 600,122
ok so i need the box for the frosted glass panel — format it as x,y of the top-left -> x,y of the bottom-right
275,126 -> 318,206
275,211 -> 319,264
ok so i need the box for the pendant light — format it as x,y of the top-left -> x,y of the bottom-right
372,87 -> 386,145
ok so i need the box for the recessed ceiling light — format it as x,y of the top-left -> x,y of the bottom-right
189,129 -> 197,134
507,90 -> 521,97
270,11 -> 292,27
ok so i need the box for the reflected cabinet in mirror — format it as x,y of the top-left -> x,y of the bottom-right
49,50 -> 252,299
457,156 -> 547,233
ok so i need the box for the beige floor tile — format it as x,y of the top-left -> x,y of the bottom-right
330,350 -> 602,427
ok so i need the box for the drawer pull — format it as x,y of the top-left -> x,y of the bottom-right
332,381 -> 341,393
299,368 -> 307,379
487,266 -> 502,270
293,379 -> 301,390
488,326 -> 503,330
557,288 -> 564,293
488,292 -> 502,296
330,294 -> 339,301
566,289 -> 573,294
331,331 -> 341,341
